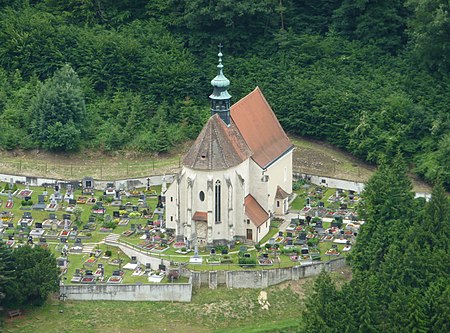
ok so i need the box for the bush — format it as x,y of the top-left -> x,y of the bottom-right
221,255 -> 233,264
307,238 -> 319,247
255,243 -> 261,251
102,221 -> 116,229
21,199 -> 33,206
238,256 -> 257,266
105,250 -> 112,257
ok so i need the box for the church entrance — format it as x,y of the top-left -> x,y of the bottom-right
246,229 -> 253,240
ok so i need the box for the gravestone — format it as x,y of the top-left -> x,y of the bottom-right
145,263 -> 151,270
131,256 -> 137,264
49,213 -> 56,220
60,237 -> 67,243
113,211 -> 120,218
287,232 -> 293,238
35,222 -> 43,229
130,224 -> 136,230
39,237 -> 46,243
63,214 -> 71,220
23,212 -> 32,218
69,199 -> 77,205
278,231 -> 283,237
221,249 -> 228,255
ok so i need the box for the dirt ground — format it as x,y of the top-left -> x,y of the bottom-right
0,137 -> 432,192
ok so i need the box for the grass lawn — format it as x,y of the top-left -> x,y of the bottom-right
2,280 -> 311,333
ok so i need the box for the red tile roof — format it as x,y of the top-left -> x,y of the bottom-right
192,211 -> 208,221
244,194 -> 269,227
231,87 -> 293,168
183,114 -> 252,170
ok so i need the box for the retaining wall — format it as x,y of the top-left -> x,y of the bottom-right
62,282 -> 192,302
191,258 -> 347,289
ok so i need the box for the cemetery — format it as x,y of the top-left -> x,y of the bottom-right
0,176 -> 362,289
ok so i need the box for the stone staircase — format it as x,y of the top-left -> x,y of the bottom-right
104,233 -> 120,244
82,244 -> 96,254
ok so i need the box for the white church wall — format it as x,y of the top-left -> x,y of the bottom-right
178,160 -> 249,245
265,150 -> 293,213
248,159 -> 268,211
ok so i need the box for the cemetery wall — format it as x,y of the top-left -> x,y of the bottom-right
62,283 -> 192,302
105,240 -> 171,269
0,173 -> 174,188
294,173 -> 365,194
193,258 -> 347,289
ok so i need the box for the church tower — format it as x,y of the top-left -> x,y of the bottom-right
210,44 -> 231,125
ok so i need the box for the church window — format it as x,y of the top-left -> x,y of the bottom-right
170,197 -> 173,202
199,191 -> 205,202
247,219 -> 250,225
170,216 -> 173,222
277,200 -> 280,208
284,167 -> 287,182
215,180 -> 221,223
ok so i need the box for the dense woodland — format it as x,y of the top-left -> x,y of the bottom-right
302,159 -> 449,333
0,0 -> 449,191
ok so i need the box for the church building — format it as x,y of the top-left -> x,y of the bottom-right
165,48 -> 293,247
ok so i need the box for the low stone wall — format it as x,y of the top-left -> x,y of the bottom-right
62,282 -> 192,302
191,258 -> 347,289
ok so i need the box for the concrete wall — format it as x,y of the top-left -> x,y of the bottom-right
104,239 -> 171,270
0,173 -> 174,189
192,258 -> 347,289
62,283 -> 192,302
294,173 -> 365,194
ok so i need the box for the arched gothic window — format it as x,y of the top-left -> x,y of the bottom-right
215,180 -> 221,223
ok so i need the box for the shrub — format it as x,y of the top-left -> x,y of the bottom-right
238,256 -> 256,266
307,238 -> 319,247
255,243 -> 261,251
105,250 -> 112,257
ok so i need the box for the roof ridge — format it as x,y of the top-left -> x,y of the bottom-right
230,86 -> 260,109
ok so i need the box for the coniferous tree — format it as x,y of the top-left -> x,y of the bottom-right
30,64 -> 86,151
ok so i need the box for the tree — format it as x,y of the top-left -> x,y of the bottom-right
406,0 -> 450,74
333,0 -> 409,53
0,240 -> 15,312
5,246 -> 59,306
30,64 -> 86,151
302,272 -> 339,332
350,155 -> 414,271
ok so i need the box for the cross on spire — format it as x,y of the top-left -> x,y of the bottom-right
218,43 -> 223,54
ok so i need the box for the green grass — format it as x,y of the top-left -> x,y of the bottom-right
259,227 -> 279,245
2,282 -> 308,333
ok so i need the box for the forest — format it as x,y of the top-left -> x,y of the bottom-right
0,0 -> 449,189
302,159 -> 449,332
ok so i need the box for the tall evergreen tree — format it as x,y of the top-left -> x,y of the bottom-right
30,64 -> 86,151
350,155 -> 414,271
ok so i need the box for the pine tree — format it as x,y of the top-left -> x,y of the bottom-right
30,64 -> 86,151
